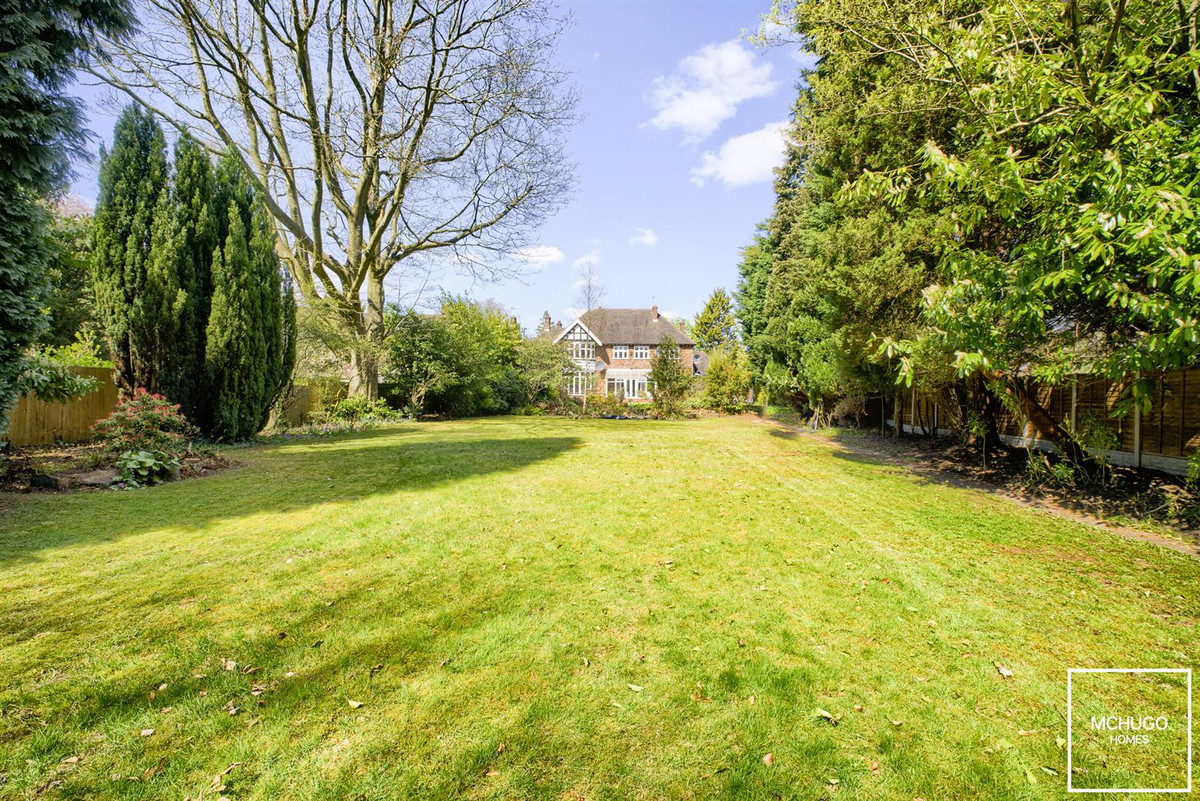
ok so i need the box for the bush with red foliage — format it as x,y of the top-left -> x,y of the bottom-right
92,389 -> 199,454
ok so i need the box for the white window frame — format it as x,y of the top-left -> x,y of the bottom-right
567,369 -> 595,397
568,341 -> 595,360
613,345 -> 629,359
605,375 -> 650,399
632,345 -> 650,360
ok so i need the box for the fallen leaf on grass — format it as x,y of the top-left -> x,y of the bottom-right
889,719 -> 903,727
762,753 -> 774,766
869,760 -> 880,772
748,695 -> 755,706
140,729 -> 154,737
347,700 -> 363,709
1040,766 -> 1058,776
995,663 -> 1013,678
853,705 -> 863,712
1056,736 -> 1066,749
369,664 -> 384,676
61,756 -> 79,764
815,708 -> 839,726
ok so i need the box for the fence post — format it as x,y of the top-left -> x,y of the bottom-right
1070,376 -> 1077,435
1133,391 -> 1143,469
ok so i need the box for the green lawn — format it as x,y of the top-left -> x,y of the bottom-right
1,416 -> 1196,799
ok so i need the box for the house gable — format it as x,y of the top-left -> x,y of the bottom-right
551,320 -> 603,346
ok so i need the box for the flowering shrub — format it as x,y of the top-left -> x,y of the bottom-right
93,389 -> 198,454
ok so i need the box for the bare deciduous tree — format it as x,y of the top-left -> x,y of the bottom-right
574,259 -> 604,311
92,0 -> 576,397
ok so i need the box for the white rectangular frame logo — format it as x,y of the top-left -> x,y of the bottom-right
1067,668 -> 1192,794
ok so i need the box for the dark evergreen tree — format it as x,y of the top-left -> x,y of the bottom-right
201,154 -> 295,440
0,0 -> 131,429
163,133 -> 217,418
92,105 -> 171,392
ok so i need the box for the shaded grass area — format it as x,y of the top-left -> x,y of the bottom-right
0,416 -> 1196,799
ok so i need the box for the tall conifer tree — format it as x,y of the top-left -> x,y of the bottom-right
92,105 -> 171,392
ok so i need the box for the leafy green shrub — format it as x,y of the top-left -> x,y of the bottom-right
700,346 -> 751,413
1186,450 -> 1200,490
963,410 -> 990,467
583,392 -> 626,417
40,328 -> 114,368
93,389 -> 198,454
649,335 -> 692,418
112,450 -> 180,488
330,396 -> 401,423
1074,410 -> 1121,484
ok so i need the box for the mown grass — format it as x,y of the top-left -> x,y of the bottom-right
0,416 -> 1196,799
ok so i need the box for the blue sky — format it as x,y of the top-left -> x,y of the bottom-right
69,0 -> 807,333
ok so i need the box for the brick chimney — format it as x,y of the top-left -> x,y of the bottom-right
677,320 -> 686,332
651,304 -> 659,320
541,310 -> 551,331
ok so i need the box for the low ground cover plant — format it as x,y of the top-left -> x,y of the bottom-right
112,449 -> 181,488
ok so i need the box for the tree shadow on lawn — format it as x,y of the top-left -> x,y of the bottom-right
0,430 -> 583,564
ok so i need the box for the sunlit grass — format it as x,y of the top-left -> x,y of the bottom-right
0,416 -> 1196,799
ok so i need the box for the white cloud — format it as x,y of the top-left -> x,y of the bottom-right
573,249 -> 601,270
629,228 -> 659,248
512,245 -> 564,269
645,39 -> 778,143
690,121 -> 788,188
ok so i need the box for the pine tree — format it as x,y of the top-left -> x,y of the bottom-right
0,0 -> 131,430
692,288 -> 738,352
92,105 -> 171,392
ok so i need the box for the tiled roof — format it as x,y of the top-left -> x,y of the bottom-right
567,308 -> 694,346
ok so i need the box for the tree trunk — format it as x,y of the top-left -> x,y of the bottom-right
986,371 -> 1096,468
348,274 -> 385,399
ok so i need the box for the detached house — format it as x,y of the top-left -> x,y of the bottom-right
541,306 -> 695,399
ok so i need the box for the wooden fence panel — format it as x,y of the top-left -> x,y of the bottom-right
3,367 -> 119,447
279,385 -> 312,426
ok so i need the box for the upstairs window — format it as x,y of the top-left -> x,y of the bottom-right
613,345 -> 629,359
568,341 -> 595,360
633,345 -> 650,359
